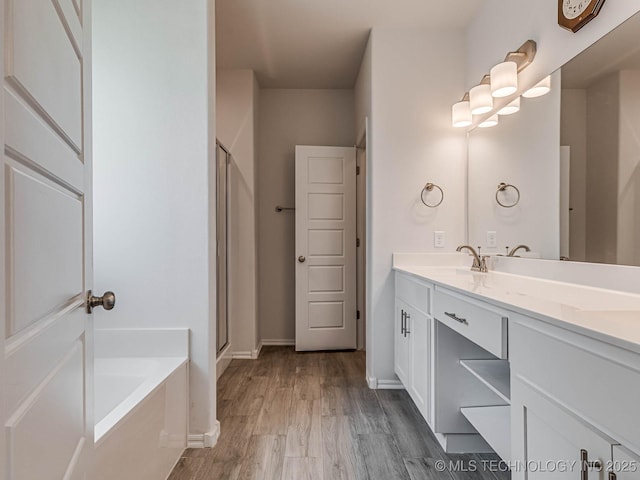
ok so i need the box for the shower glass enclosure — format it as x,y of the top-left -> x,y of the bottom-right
216,142 -> 230,355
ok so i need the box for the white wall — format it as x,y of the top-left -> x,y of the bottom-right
468,72 -> 561,259
257,89 -> 355,342
92,0 -> 217,440
560,89 -> 587,261
466,2 -> 640,98
360,28 -> 467,385
216,69 -> 260,357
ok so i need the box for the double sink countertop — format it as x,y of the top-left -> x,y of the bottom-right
393,253 -> 640,354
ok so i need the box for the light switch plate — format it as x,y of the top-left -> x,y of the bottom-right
434,231 -> 445,248
487,231 -> 497,248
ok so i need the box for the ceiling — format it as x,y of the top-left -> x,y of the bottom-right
215,0 -> 485,89
562,11 -> 640,89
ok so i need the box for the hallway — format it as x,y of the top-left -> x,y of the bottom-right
168,347 -> 509,480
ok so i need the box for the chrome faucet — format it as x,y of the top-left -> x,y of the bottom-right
507,244 -> 531,257
456,245 -> 488,273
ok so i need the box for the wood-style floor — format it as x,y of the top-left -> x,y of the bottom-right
168,346 -> 511,480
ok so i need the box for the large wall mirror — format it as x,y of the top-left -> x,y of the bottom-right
468,11 -> 640,267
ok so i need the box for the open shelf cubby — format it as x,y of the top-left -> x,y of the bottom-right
460,359 -> 510,404
461,405 -> 511,461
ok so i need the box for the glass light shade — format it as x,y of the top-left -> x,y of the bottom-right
490,61 -> 518,98
452,101 -> 472,127
498,97 -> 521,115
523,76 -> 551,98
470,84 -> 493,115
478,115 -> 499,128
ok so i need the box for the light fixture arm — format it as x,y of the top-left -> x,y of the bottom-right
504,40 -> 537,73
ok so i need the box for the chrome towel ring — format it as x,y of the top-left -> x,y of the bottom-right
496,182 -> 520,208
421,182 -> 444,208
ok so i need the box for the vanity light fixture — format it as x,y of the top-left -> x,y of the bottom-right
452,93 -> 472,128
478,114 -> 499,128
498,97 -> 521,115
451,40 -> 538,128
470,76 -> 493,115
523,75 -> 551,98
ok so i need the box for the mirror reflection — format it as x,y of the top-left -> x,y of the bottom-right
561,12 -> 640,266
468,11 -> 640,267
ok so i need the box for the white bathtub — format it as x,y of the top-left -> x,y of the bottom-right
92,329 -> 189,480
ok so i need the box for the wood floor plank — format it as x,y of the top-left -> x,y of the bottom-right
229,375 -> 270,417
281,457 -> 323,480
358,433 -> 410,480
377,389 -> 443,458
166,457 -> 204,480
348,387 -> 391,434
321,385 -> 354,416
237,435 -> 286,480
322,416 -> 368,480
254,386 -> 294,435
293,374 -> 322,400
285,399 -> 322,458
207,415 -> 255,462
446,454 -> 500,480
404,458 -> 454,480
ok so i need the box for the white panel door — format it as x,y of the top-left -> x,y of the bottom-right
1,0 -> 95,479
295,146 -> 356,351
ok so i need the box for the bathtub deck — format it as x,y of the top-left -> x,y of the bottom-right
168,347 -> 510,480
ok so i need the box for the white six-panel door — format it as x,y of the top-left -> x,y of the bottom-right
1,0 -> 93,478
295,146 -> 356,351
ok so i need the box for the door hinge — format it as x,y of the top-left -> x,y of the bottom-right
357,310 -> 360,320
356,238 -> 361,247
356,165 -> 360,175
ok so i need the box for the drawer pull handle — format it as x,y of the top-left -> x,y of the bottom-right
445,312 -> 468,325
580,449 -> 602,480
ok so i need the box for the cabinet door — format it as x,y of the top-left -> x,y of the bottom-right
408,309 -> 430,423
512,378 -> 612,480
394,300 -> 410,386
612,446 -> 640,480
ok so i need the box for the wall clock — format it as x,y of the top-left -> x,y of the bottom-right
558,0 -> 607,32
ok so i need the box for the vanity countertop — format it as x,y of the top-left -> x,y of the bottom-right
394,261 -> 640,355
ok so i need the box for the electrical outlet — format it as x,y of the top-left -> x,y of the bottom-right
434,231 -> 445,248
487,231 -> 497,248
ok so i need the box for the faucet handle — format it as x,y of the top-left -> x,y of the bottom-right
479,255 -> 489,273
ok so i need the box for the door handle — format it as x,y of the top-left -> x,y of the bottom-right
404,312 -> 411,337
298,256 -> 306,263
580,449 -> 602,480
86,290 -> 116,314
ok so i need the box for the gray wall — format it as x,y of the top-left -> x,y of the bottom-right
257,89 -> 355,342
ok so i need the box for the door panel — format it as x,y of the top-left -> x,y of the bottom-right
2,0 -> 92,478
295,146 -> 356,351
9,0 -> 83,149
7,164 -> 83,337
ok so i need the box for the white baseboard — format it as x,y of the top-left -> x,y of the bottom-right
366,375 -> 405,390
252,341 -> 263,359
261,339 -> 295,346
216,344 -> 232,379
231,351 -> 253,359
187,421 -> 220,448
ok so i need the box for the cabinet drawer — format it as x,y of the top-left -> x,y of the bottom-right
433,288 -> 508,359
396,273 -> 431,315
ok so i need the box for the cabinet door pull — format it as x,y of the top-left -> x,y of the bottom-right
401,310 -> 406,334
609,473 -> 617,480
404,312 -> 411,336
444,311 -> 468,325
580,449 -> 602,480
